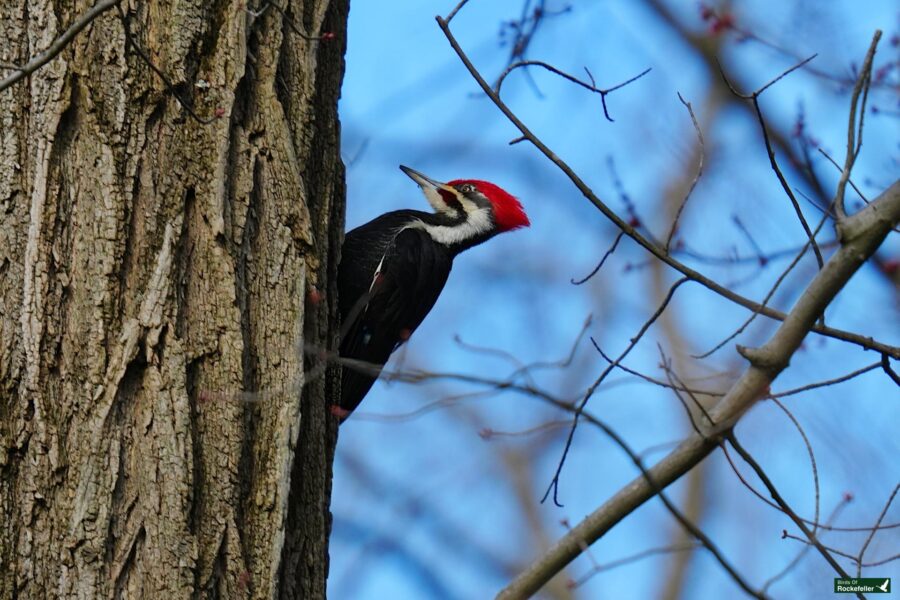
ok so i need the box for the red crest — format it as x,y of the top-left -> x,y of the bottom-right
448,179 -> 530,232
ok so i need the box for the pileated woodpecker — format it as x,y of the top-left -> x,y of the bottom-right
336,165 -> 529,419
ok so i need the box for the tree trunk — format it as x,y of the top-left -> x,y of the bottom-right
0,0 -> 347,597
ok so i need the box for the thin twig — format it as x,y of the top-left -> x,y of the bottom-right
834,31 -> 882,219
0,0 -> 122,94
881,354 -> 900,387
445,0 -> 473,23
752,100 -> 825,269
594,346 -> 725,398
676,237 -> 838,267
858,553 -> 900,568
508,315 -> 593,378
718,54 -> 817,100
795,187 -> 839,220
665,92 -> 705,252
763,497 -> 851,592
117,5 -> 216,125
571,542 -> 701,588
454,314 -> 592,388
693,215 -> 823,359
772,361 -> 880,398
495,60 -> 651,122
491,0 -> 571,97
856,484 -> 899,577
479,420 -> 569,439
266,2 -> 333,40
722,441 -> 898,533
356,388 -> 501,422
817,148 -> 869,205
718,56 -> 826,270
781,533 -> 900,568
726,434 -> 856,588
732,215 -> 767,261
659,355 -> 705,437
658,345 -> 714,433
572,231 -> 624,284
771,398 -> 820,536
542,278 -> 690,507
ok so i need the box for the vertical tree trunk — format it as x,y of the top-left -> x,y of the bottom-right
0,0 -> 347,597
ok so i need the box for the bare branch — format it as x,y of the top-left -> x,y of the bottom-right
596,352 -> 725,398
454,314 -> 592,388
495,178 -> 900,598
881,354 -> 900,387
818,148 -> 869,205
858,552 -> 900,569
117,5 -> 217,125
721,437 -> 897,535
571,231 -> 624,285
445,0 -> 473,23
763,497 -> 851,592
570,542 -> 701,588
771,398 -> 820,534
658,346 -> 714,435
495,60 -> 651,122
782,535 -> 900,569
434,13 -> 900,358
856,484 -> 899,577
716,54 -> 818,100
479,420 -> 569,440
542,278 -> 690,507
834,31 -> 882,220
694,211 -> 827,359
507,315 -> 593,379
431,10 -> 899,594
772,361 -> 881,398
725,434 -> 855,585
676,237 -> 838,267
543,377 -> 770,599
719,57 -> 826,270
665,93 -> 705,252
0,0 -> 121,94
779,533 -> 857,563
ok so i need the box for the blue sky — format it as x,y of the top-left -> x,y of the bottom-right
330,2 -> 899,598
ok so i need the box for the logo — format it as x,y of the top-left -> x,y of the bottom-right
834,578 -> 891,594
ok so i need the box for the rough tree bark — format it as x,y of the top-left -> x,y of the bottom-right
0,0 -> 348,597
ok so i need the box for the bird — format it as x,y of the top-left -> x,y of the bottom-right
335,165 -> 529,419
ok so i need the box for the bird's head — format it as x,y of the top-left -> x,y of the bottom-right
400,165 -> 529,245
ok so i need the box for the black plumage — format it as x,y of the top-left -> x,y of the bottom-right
338,211 -> 459,415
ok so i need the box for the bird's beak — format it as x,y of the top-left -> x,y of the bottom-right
400,165 -> 462,215
399,165 -> 455,194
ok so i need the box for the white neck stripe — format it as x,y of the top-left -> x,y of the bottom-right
411,207 -> 494,246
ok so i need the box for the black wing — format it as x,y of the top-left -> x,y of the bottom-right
339,227 -> 453,414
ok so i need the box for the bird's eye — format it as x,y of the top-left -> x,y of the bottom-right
458,183 -> 476,194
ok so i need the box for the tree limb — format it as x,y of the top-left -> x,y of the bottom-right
434,14 -> 900,359
0,0 -> 121,93
496,180 -> 900,598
